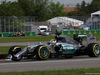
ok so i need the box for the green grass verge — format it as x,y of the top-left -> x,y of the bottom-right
94,34 -> 100,41
0,68 -> 100,75
0,36 -> 55,43
0,34 -> 100,43
0,46 -> 10,54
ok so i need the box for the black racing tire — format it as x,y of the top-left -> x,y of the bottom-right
8,45 -> 22,61
87,43 -> 100,57
35,45 -> 50,60
65,55 -> 73,58
9,45 -> 22,55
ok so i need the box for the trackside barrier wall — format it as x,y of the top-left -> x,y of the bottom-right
57,30 -> 100,35
0,32 -> 35,37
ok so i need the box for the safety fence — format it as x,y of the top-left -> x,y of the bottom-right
0,16 -> 35,32
0,32 -> 35,37
0,16 -> 100,36
57,30 -> 100,35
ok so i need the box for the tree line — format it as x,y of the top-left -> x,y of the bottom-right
0,0 -> 66,21
68,0 -> 100,16
0,0 -> 100,21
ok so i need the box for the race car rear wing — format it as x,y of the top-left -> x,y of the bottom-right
87,34 -> 96,45
73,34 -> 96,45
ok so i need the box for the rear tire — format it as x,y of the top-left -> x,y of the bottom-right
87,43 -> 100,57
35,45 -> 50,60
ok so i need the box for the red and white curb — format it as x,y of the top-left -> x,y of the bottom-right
0,59 -> 11,61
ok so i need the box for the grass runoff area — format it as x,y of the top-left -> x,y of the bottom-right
0,68 -> 100,75
0,35 -> 55,43
0,34 -> 99,43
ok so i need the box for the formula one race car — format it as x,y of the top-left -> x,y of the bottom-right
7,34 -> 100,61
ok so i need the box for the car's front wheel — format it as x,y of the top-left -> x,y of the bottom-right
35,45 -> 50,60
8,45 -> 22,61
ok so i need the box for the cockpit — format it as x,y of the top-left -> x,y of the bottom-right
55,35 -> 79,44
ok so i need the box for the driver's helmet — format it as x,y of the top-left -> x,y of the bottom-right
50,39 -> 56,45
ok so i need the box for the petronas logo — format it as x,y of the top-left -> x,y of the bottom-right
84,31 -> 86,34
73,31 -> 76,34
94,30 -> 97,34
30,32 -> 32,36
68,31 -> 70,34
89,31 -> 92,34
79,31 -> 81,34
62,31 -> 64,35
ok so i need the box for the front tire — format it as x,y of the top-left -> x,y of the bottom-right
8,45 -> 22,61
35,45 -> 50,60
65,55 -> 73,58
87,43 -> 100,57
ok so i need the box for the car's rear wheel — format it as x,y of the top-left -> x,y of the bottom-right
35,45 -> 50,60
8,45 -> 22,61
87,43 -> 100,57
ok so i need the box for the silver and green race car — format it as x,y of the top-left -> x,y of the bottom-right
7,34 -> 100,61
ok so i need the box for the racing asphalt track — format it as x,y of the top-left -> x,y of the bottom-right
0,41 -> 100,72
0,56 -> 100,72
